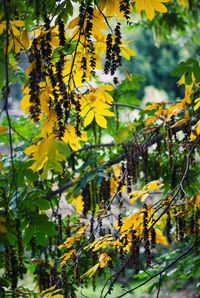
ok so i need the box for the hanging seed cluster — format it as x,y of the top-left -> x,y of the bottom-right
25,0 -> 101,140
120,0 -> 131,22
131,230 -> 140,274
104,23 -> 122,77
143,205 -> 151,267
99,177 -> 110,209
124,142 -> 140,191
28,38 -> 42,122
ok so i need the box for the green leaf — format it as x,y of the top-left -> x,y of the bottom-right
193,63 -> 200,82
35,198 -> 50,210
24,169 -> 38,181
7,232 -> 16,245
57,141 -> 71,157
185,71 -> 192,85
24,225 -> 35,243
35,231 -> 47,247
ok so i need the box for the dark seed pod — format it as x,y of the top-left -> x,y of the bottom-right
49,266 -> 57,287
16,219 -> 24,279
82,183 -> 91,216
120,0 -> 131,22
30,236 -> 36,257
143,205 -> 151,267
166,210 -> 172,244
100,177 -> 110,209
110,23 -> 122,75
104,33 -> 113,74
90,212 -> 95,242
131,230 -> 140,274
150,228 -> 156,249
58,16 -> 66,46
142,145 -> 148,183
113,76 -> 119,85
61,270 -> 68,297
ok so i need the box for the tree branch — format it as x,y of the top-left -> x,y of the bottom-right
116,245 -> 194,298
70,142 -> 124,155
113,102 -> 143,110
43,117 -> 199,200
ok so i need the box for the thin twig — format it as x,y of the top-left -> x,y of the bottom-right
70,142 -> 124,155
113,102 -> 142,110
43,118 -> 199,200
116,245 -> 194,298
156,274 -> 162,298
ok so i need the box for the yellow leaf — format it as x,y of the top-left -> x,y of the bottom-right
0,23 -> 6,34
51,37 -> 60,47
95,113 -> 107,128
194,99 -> 200,111
3,37 -> 13,53
170,119 -> 186,128
77,130 -> 88,142
195,195 -> 200,208
69,138 -> 79,151
99,252 -> 111,268
0,223 -> 7,233
24,144 -> 37,156
0,126 -> 8,134
98,90 -> 114,104
11,26 -> 20,36
120,46 -> 136,60
71,195 -> 84,213
155,229 -> 167,245
10,20 -> 25,27
196,121 -> 200,135
81,263 -> 100,279
147,180 -> 162,191
96,109 -> 115,117
67,16 -> 79,29
98,84 -> 113,92
84,110 -> 95,127
25,61 -> 36,76
21,29 -> 30,50
41,110 -> 57,136
14,37 -> 21,53
30,154 -> 48,172
190,131 -> 196,141
76,225 -> 88,236
133,0 -> 169,20
145,115 -> 157,126
141,193 -> 149,201
60,249 -> 76,266
80,104 -> 90,117
129,195 -> 138,204
123,66 -> 132,81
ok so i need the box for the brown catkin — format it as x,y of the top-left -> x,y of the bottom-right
143,206 -> 151,267
166,210 -> 172,244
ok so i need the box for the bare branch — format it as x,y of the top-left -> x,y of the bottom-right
43,118 -> 199,200
116,245 -> 194,298
113,102 -> 143,110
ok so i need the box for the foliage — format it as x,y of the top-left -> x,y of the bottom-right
0,0 -> 200,297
